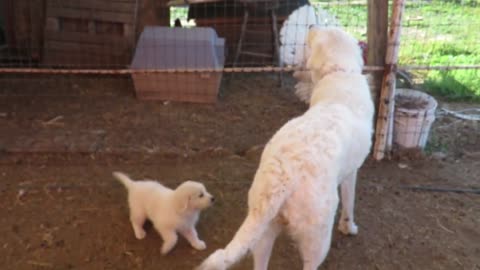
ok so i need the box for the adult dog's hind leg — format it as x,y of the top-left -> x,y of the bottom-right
338,171 -> 359,235
252,220 -> 282,270
297,219 -> 335,270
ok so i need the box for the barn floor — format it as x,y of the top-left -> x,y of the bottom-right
0,74 -> 479,270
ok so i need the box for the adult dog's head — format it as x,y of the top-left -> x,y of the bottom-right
306,27 -> 364,82
173,181 -> 215,214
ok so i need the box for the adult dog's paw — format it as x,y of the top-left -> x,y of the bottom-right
195,249 -> 227,270
338,220 -> 358,235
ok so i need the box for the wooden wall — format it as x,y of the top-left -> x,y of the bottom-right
42,0 -> 138,67
196,16 -> 287,67
136,0 -> 170,40
2,0 -> 45,62
2,0 -> 303,67
2,0 -> 170,67
190,0 -> 307,66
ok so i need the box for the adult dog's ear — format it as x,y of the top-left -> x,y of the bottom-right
307,26 -> 329,49
306,26 -> 320,49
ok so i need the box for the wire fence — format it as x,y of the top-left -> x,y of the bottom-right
0,0 -> 479,159
1,1 -> 478,70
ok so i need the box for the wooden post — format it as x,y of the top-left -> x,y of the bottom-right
372,0 -> 406,160
3,0 -> 16,47
367,0 -> 389,102
135,0 -> 170,39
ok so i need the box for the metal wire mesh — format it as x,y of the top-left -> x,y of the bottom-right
0,0 -> 368,70
0,0 -> 478,158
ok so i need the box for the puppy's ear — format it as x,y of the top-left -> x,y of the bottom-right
173,189 -> 191,214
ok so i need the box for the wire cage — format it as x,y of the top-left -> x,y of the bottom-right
0,0 -> 371,69
373,0 -> 480,159
0,0 -> 479,159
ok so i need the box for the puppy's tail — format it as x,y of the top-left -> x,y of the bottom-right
113,171 -> 135,190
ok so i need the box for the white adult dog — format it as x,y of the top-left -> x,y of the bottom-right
113,172 -> 215,255
196,27 -> 374,270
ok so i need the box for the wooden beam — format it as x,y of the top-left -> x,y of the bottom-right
367,0 -> 389,101
373,0 -> 406,160
44,31 -> 133,45
47,0 -> 136,14
3,0 -> 16,46
44,40 -> 129,55
368,0 -> 388,160
46,7 -> 135,23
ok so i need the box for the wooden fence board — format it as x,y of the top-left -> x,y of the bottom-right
47,0 -> 136,14
46,7 -> 135,24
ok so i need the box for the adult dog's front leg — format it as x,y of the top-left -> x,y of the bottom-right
338,171 -> 359,235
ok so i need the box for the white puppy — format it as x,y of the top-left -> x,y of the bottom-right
197,27 -> 374,270
113,172 -> 214,255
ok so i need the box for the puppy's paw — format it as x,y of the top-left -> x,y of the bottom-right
161,246 -> 171,256
161,243 -> 176,255
192,240 -> 206,251
338,220 -> 358,235
195,249 -> 227,270
134,230 -> 146,240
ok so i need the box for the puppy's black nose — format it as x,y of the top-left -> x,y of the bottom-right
211,197 -> 215,203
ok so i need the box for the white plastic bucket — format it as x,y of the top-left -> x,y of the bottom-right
393,89 -> 438,149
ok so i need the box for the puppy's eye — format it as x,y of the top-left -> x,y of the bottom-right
199,193 -> 204,198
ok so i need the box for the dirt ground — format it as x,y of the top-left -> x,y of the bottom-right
0,74 -> 479,270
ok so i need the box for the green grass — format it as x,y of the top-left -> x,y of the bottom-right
424,134 -> 449,155
311,0 -> 480,101
400,1 -> 480,101
423,69 -> 480,101
169,7 -> 196,27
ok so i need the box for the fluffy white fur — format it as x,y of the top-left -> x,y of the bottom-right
292,69 -> 315,103
279,5 -> 340,104
197,27 -> 374,270
279,4 -> 339,66
113,172 -> 214,255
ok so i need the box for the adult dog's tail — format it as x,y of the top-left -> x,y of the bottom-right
112,171 -> 135,190
196,164 -> 292,270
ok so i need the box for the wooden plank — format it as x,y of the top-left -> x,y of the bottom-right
368,0 -> 389,159
44,41 -> 130,56
240,51 -> 272,58
28,0 -> 47,60
43,50 -> 127,61
6,0 -> 46,58
195,16 -> 287,25
373,0 -> 406,160
135,0 -> 170,39
124,24 -> 135,38
60,17 -> 90,33
45,17 -> 60,31
95,20 -> 125,35
3,0 -> 16,46
104,0 -> 137,2
42,50 -> 130,67
367,0 -> 389,104
47,0 -> 136,14
46,7 -> 135,23
44,30 -> 132,46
